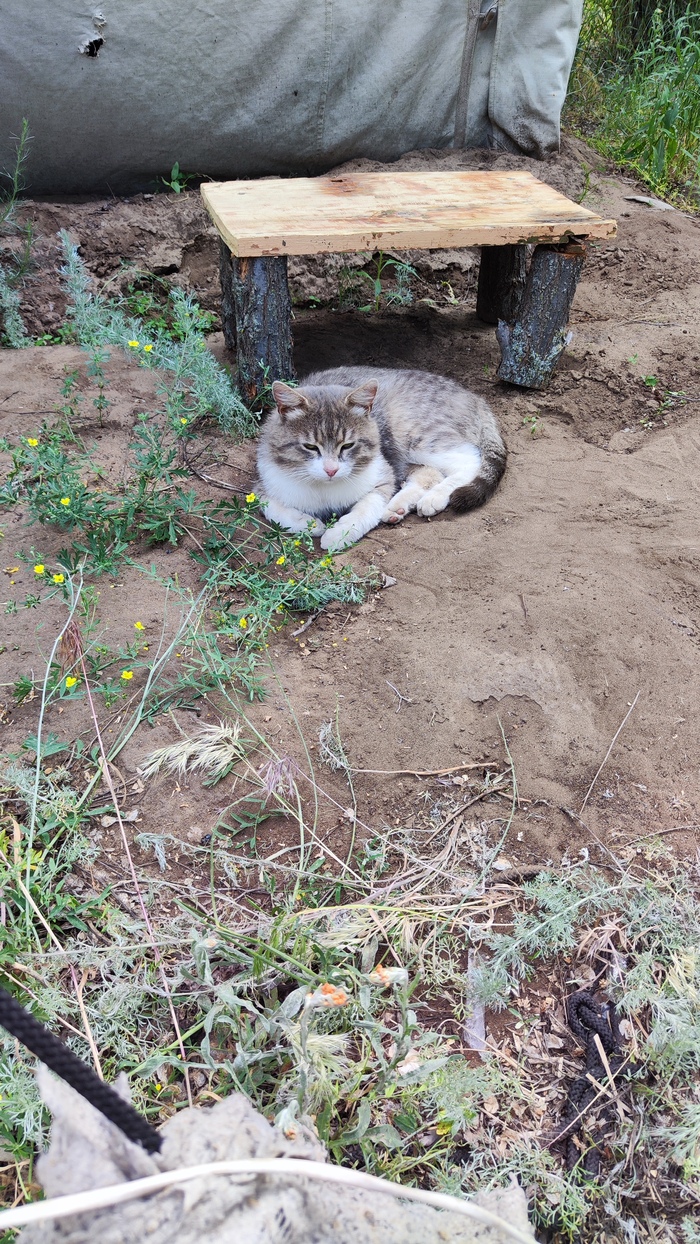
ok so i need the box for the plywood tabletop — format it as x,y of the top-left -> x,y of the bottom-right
201,170 -> 616,257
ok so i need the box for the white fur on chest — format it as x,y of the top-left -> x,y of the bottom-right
258,455 -> 385,517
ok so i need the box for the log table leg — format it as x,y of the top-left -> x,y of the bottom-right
476,243 -> 528,325
495,242 -> 586,389
219,240 -> 295,404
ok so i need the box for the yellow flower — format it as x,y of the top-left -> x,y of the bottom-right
120,669 -> 134,681
287,578 -> 296,586
134,621 -> 145,631
65,676 -> 78,688
320,556 -> 333,567
143,344 -> 153,353
52,573 -> 65,584
59,497 -> 71,506
180,418 -> 188,425
27,437 -> 39,447
245,492 -> 256,504
34,564 -> 45,575
276,555 -> 285,566
127,340 -> 140,349
293,540 -> 301,547
239,617 -> 248,629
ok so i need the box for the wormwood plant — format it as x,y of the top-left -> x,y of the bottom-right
0,119 -> 32,347
59,233 -> 255,438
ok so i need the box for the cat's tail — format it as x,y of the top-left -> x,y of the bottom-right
449,437 -> 507,513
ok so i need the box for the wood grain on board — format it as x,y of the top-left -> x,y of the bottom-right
201,170 -> 617,257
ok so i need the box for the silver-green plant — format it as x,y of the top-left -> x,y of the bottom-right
0,119 -> 33,346
59,232 -> 256,437
0,262 -> 30,346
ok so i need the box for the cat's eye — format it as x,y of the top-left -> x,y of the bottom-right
340,442 -> 355,452
302,443 -> 321,454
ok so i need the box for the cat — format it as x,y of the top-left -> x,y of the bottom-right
256,366 -> 506,553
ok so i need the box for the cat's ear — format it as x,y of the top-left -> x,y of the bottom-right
272,381 -> 309,419
345,381 -> 378,415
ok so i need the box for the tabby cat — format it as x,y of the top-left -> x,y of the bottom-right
256,366 -> 506,552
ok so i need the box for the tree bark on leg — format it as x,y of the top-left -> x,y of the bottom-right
476,243 -> 529,325
219,238 -> 238,354
496,242 -> 586,389
219,241 -> 295,404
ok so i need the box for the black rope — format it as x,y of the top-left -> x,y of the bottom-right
556,988 -> 627,1174
0,986 -> 162,1153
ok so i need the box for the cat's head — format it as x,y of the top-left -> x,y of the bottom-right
268,379 -> 380,482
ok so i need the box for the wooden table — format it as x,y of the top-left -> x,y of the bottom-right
201,170 -> 616,396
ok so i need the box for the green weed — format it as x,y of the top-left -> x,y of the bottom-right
339,253 -> 416,312
161,162 -> 194,194
123,277 -> 216,341
521,412 -> 543,436
568,4 -> 700,205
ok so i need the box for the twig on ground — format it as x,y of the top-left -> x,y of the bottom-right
292,611 -> 323,637
592,1033 -> 625,1111
385,680 -> 412,712
549,1055 -> 633,1149
621,823 -> 699,844
181,441 -> 251,490
69,967 -> 104,1080
351,761 -> 499,777
580,691 -> 640,814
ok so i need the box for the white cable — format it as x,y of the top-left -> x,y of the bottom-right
0,1156 -> 533,1242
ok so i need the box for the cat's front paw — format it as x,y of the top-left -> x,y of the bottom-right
260,498 -> 325,536
382,501 -> 408,525
320,521 -> 359,552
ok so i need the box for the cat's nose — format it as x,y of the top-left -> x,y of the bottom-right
324,463 -> 339,478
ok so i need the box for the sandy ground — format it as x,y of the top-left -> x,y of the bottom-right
2,137 -> 699,892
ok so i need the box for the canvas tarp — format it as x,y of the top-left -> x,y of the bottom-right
0,0 -> 583,195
